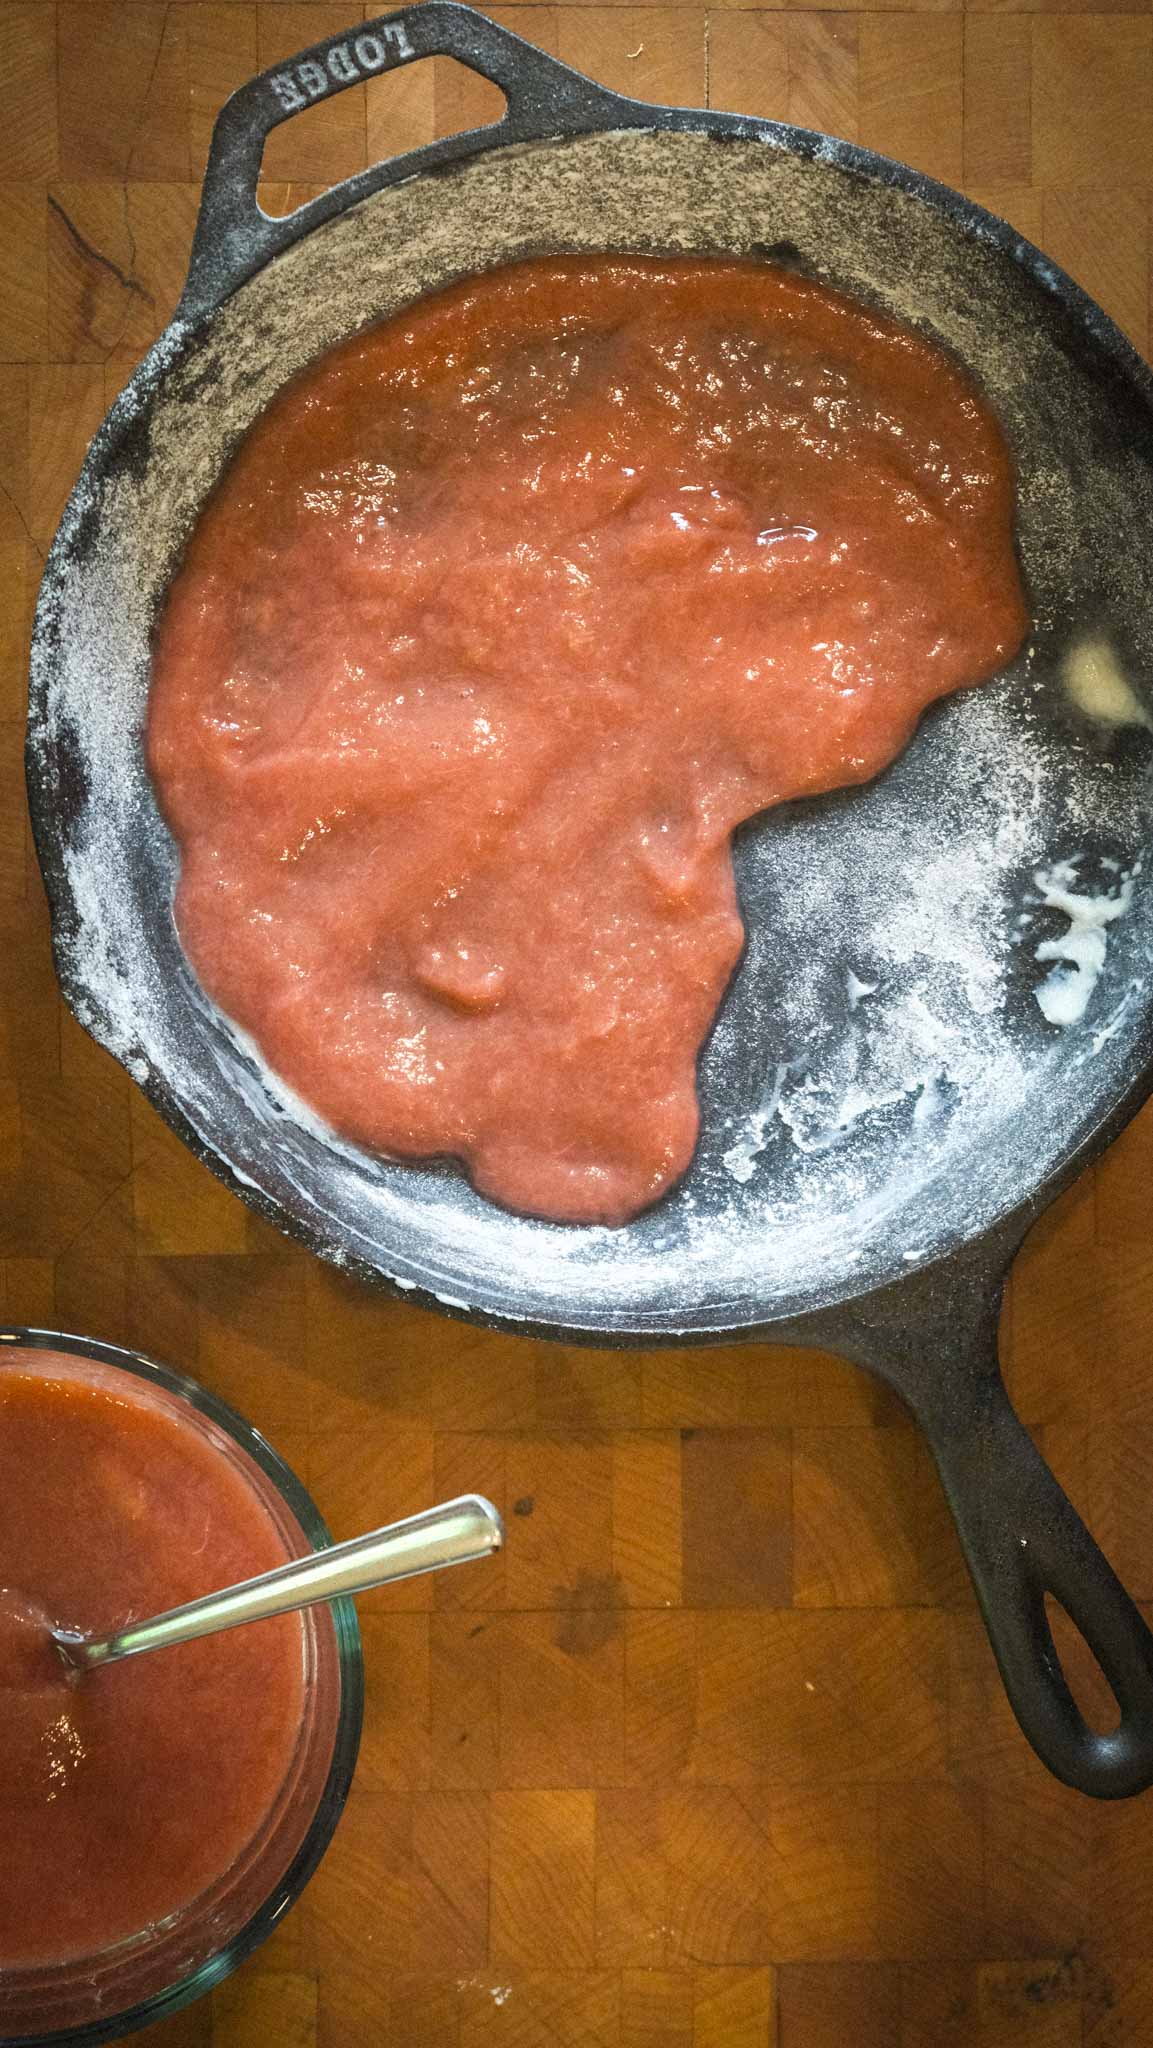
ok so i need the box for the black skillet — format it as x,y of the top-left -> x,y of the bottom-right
25,3 -> 1153,1796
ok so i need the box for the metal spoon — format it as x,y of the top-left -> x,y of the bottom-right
53,1495 -> 503,1673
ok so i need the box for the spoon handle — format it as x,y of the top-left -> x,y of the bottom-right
62,1496 -> 503,1671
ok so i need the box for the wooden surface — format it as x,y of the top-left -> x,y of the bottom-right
3,3 -> 1153,2043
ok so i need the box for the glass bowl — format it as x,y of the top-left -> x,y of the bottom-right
0,1327 -> 363,2045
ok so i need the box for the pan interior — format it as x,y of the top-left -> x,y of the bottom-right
30,126 -> 1153,1334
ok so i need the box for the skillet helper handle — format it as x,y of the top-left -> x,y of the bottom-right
929,1373 -> 1153,1798
182,1 -> 628,319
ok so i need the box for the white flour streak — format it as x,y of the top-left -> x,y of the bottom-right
1091,983 -> 1141,1056
723,1062 -> 787,1183
1032,858 -> 1140,1027
846,970 -> 877,1009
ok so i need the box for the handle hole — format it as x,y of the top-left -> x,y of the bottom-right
258,179 -> 332,223
259,67 -> 370,196
399,55 -> 508,142
1045,1594 -> 1122,1736
258,60 -> 508,219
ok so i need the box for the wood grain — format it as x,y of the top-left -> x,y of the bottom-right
3,3 -> 1153,2043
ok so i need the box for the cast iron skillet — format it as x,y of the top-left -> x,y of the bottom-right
26,3 -> 1153,1796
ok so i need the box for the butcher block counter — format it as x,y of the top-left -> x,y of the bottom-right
3,2 -> 1153,2042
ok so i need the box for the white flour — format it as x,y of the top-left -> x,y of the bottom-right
1031,859 -> 1140,1027
723,1063 -> 788,1183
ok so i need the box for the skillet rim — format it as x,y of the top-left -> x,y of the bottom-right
25,91 -> 1153,1344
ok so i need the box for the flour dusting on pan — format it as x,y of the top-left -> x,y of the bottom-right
1030,858 -> 1141,1027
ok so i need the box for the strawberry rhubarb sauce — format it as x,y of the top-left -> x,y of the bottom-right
148,257 -> 1028,1225
0,1350 -> 305,1968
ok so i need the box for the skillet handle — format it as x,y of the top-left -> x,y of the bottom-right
838,1240 -> 1153,1798
181,1 -> 631,321
924,1371 -> 1153,1798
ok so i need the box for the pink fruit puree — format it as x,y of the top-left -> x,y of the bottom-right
149,257 -> 1027,1224
0,1350 -> 304,1967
